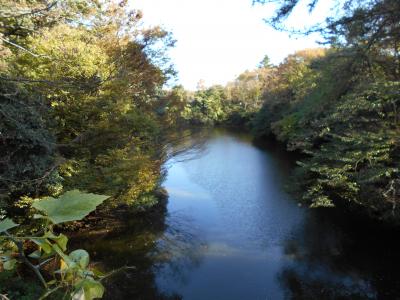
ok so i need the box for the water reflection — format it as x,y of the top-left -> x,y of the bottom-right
163,128 -> 211,164
154,211 -> 207,288
72,200 -> 171,299
157,129 -> 400,299
156,129 -> 302,299
279,207 -> 400,299
75,128 -> 400,299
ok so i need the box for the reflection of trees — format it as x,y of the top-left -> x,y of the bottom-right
72,193 -> 206,299
71,198 -> 175,299
162,128 -> 210,164
279,208 -> 400,299
152,211 -> 206,286
279,268 -> 375,300
69,128 -> 212,299
252,137 -> 300,176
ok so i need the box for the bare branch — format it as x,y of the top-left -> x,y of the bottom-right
0,37 -> 43,57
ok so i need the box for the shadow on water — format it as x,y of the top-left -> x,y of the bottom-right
72,199 -> 192,300
73,197 -> 210,299
72,201 -> 165,299
278,206 -> 400,300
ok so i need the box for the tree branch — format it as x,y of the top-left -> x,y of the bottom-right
0,37 -> 43,57
3,231 -> 48,289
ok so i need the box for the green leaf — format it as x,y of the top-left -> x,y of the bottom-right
52,234 -> 68,252
92,268 -> 106,278
28,250 -> 42,259
32,190 -> 109,224
0,218 -> 18,233
52,244 -> 73,266
33,214 -> 47,220
3,258 -> 17,270
31,238 -> 53,254
45,232 -> 69,252
73,279 -> 104,300
72,288 -> 85,300
69,249 -> 90,269
46,279 -> 57,286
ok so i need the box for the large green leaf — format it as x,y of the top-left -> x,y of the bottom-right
0,218 -> 18,233
32,190 -> 109,224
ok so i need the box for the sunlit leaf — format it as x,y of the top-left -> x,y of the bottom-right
55,234 -> 68,252
33,214 -> 47,220
32,190 -> 109,224
73,279 -> 104,300
31,238 -> 52,254
46,232 -> 68,252
72,288 -> 85,300
92,268 -> 106,277
28,250 -> 42,259
69,249 -> 90,269
59,259 -> 68,272
52,244 -> 73,266
3,258 -> 17,270
47,279 -> 57,286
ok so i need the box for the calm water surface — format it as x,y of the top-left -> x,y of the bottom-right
78,129 -> 400,299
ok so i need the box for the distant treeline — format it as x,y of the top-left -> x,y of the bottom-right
165,0 -> 400,223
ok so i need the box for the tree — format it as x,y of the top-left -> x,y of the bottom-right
250,0 -> 400,221
0,0 -> 176,211
258,54 -> 273,68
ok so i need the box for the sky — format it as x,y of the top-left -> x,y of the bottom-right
130,0 -> 331,90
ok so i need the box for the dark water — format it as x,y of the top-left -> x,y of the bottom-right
77,129 -> 400,299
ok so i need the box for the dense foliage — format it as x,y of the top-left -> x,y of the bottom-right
250,0 -> 400,222
1,0 -> 178,298
162,62 -> 271,127
0,0 -> 175,214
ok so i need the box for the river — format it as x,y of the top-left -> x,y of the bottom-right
76,129 -> 400,299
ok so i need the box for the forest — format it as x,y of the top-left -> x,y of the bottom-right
0,0 -> 399,299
